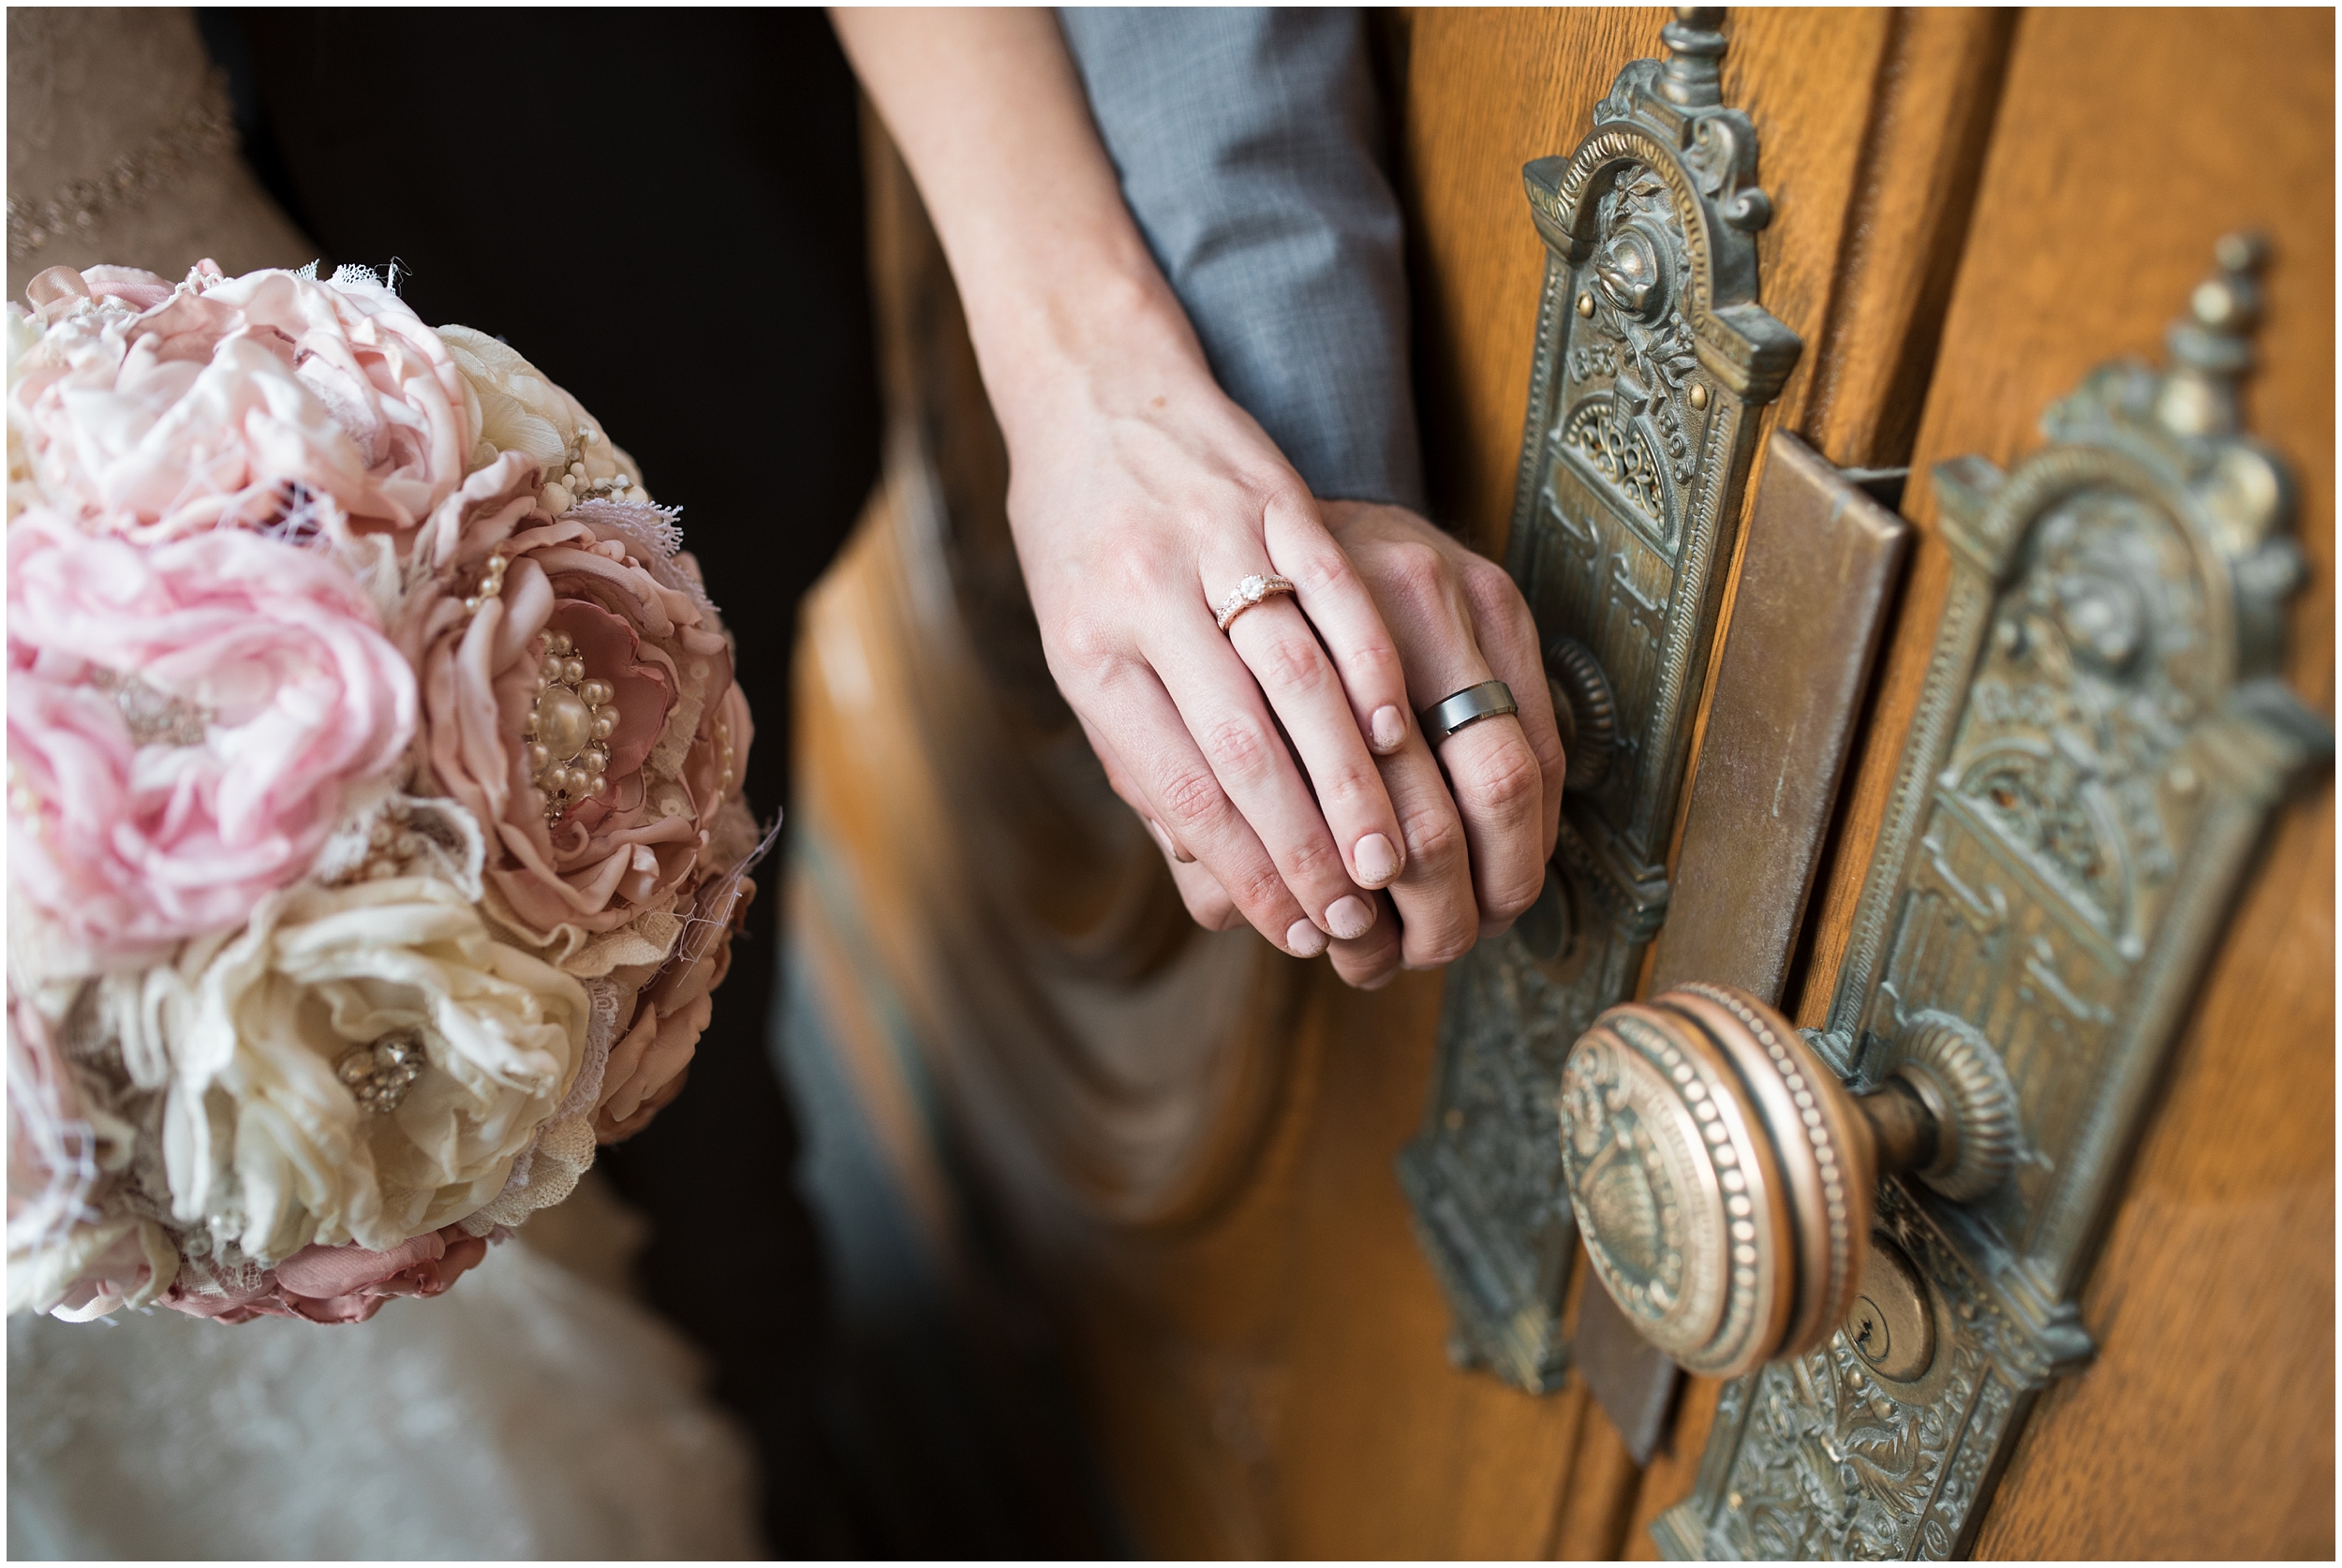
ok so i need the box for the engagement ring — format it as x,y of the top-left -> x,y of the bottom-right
1213,573 -> 1297,632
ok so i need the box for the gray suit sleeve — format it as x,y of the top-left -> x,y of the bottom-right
1058,7 -> 1426,513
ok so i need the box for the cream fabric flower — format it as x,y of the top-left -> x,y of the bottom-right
144,874 -> 587,1262
437,326 -> 647,511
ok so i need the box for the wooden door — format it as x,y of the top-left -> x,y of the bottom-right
1785,11 -> 2333,1558
787,7 -> 2330,1557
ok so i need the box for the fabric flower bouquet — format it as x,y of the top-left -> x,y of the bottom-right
7,260 -> 763,1323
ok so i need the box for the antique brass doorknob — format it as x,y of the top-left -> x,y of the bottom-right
1557,984 -> 2017,1379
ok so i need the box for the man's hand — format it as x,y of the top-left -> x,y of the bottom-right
1125,501 -> 1566,987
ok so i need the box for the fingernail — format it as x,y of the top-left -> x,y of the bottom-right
1354,832 -> 1400,886
1285,919 -> 1329,958
1326,895 -> 1374,940
1370,703 -> 1407,753
1359,969 -> 1398,991
1144,817 -> 1194,864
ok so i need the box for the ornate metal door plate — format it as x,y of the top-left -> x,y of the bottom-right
1653,235 -> 2331,1560
1399,7 -> 1801,1391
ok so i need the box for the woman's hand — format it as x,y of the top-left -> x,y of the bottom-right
1009,341 -> 1436,954
1126,501 -> 1566,987
837,8 -> 1418,955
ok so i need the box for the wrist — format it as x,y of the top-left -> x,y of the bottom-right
965,246 -> 1212,450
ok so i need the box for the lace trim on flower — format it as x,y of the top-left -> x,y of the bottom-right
571,498 -> 718,618
470,978 -> 623,1226
7,1012 -> 106,1280
669,810 -> 780,977
289,260 -> 407,294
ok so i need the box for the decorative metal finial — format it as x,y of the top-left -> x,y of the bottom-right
2157,231 -> 2268,437
1659,7 -> 1728,108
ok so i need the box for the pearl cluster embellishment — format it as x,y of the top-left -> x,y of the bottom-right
538,427 -> 642,516
712,708 -> 737,802
460,552 -> 509,615
336,1028 -> 424,1114
525,630 -> 616,822
348,802 -> 429,882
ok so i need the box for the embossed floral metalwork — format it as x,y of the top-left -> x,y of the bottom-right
1654,238 -> 2330,1559
1401,7 -> 1800,1393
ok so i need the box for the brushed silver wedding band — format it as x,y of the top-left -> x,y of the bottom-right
1420,680 -> 1518,744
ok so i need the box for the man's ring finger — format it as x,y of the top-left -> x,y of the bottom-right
1214,572 -> 1297,632
1419,680 -> 1518,744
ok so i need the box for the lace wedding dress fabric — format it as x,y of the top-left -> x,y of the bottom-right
5,8 -> 309,297
7,11 -> 763,1558
9,1231 -> 760,1560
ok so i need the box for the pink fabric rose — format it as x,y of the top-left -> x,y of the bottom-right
162,1223 -> 491,1324
415,498 -> 749,957
7,511 -> 417,968
594,856 -> 756,1143
9,260 -> 467,547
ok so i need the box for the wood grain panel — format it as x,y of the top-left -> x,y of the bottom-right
1271,970 -> 1592,1559
1384,5 -> 1667,556
1799,7 -> 2336,1025
1979,779 -> 2335,1558
1387,7 -> 1897,560
1771,8 -> 2334,1557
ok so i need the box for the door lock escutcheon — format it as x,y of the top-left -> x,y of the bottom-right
1564,233 -> 2336,1561
1397,4 -> 1801,1396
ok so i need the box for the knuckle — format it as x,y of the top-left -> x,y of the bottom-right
1291,544 -> 1358,601
1282,831 -> 1341,886
1409,922 -> 1476,969
1533,726 -> 1570,788
1258,475 -> 1317,526
1158,766 -> 1227,832
1053,611 -> 1122,672
1316,756 -> 1387,816
1227,860 -> 1292,918
1483,872 -> 1541,925
1347,634 -> 1405,689
1459,551 -> 1516,600
1199,717 -> 1275,782
1384,540 -> 1453,606
1256,628 -> 1330,694
1460,562 -> 1529,626
1467,739 -> 1545,821
1400,802 -> 1465,874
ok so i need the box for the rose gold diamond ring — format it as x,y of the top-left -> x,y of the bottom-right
1213,572 -> 1297,632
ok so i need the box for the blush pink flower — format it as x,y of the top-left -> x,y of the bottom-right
9,261 -> 468,547
162,1223 -> 491,1324
7,511 -> 417,969
594,840 -> 757,1143
415,498 -> 749,963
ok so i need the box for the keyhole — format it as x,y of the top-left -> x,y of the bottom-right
1850,1295 -> 1890,1366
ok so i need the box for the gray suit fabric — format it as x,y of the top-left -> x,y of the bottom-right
1058,7 -> 1426,512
